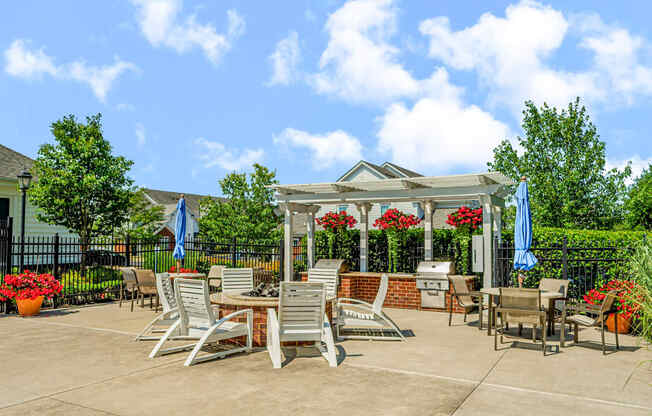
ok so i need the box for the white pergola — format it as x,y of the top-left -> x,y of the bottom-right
270,172 -> 514,289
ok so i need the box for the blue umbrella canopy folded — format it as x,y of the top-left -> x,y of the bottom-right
514,180 -> 538,271
173,196 -> 186,261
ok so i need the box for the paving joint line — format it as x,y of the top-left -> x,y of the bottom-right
450,348 -> 508,415
12,319 -> 140,336
49,396 -> 122,416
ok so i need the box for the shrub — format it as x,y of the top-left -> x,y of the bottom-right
629,239 -> 652,343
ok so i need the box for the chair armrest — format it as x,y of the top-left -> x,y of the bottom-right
565,301 -> 601,314
214,308 -> 253,328
338,298 -> 374,309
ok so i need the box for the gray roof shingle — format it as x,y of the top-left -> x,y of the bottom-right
0,144 -> 34,180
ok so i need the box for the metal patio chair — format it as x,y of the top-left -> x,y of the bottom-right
134,269 -> 159,309
118,267 -> 139,312
448,275 -> 489,329
560,290 -> 619,354
494,288 -> 548,355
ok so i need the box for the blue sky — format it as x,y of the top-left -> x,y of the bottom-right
2,0 -> 651,196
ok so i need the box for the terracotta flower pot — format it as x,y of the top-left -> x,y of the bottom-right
606,313 -> 630,334
16,296 -> 44,317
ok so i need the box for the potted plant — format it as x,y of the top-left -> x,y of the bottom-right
0,271 -> 62,316
583,279 -> 640,334
373,208 -> 421,273
316,211 -> 357,259
169,266 -> 199,273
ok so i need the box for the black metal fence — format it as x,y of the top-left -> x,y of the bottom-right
494,236 -> 641,300
0,228 -> 283,312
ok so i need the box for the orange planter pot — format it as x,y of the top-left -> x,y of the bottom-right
16,296 -> 44,317
606,313 -> 631,334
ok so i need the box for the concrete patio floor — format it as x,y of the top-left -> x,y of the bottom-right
1,303 -> 650,415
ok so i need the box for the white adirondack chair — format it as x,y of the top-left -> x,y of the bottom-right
267,282 -> 337,369
222,267 -> 254,294
337,274 -> 405,341
149,278 -> 253,366
307,268 -> 339,299
135,273 -> 179,341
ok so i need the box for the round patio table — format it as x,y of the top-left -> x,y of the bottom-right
480,287 -> 564,336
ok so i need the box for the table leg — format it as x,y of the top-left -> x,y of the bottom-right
547,299 -> 554,336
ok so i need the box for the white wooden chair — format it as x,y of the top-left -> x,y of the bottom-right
135,273 -> 179,341
337,274 -> 405,341
267,282 -> 337,369
149,278 -> 253,366
307,268 -> 339,299
222,267 -> 254,294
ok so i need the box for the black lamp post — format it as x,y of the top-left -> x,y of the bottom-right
17,169 -> 32,271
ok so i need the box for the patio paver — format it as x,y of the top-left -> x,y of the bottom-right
0,303 -> 650,415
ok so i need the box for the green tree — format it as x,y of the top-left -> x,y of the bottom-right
199,164 -> 281,242
30,114 -> 134,244
488,98 -> 631,229
623,164 -> 652,230
118,189 -> 166,241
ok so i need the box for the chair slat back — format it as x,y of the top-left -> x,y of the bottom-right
155,273 -> 176,312
307,268 -> 338,299
174,278 -> 215,332
278,282 -> 325,342
119,267 -> 138,286
450,275 -> 473,307
499,288 -> 542,323
222,268 -> 254,293
372,274 -> 389,314
208,265 -> 225,279
539,278 -> 570,310
600,290 -> 618,314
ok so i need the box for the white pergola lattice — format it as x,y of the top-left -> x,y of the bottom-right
269,172 -> 513,289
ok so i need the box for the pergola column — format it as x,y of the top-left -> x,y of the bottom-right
492,206 -> 502,244
306,206 -> 320,269
355,203 -> 372,272
283,204 -> 293,282
423,201 -> 435,261
481,196 -> 494,289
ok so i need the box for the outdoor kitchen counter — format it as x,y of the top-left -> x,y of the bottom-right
300,272 -> 477,312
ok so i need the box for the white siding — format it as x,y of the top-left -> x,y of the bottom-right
0,179 -> 77,238
341,165 -> 385,182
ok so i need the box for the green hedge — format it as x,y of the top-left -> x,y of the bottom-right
300,229 -> 463,274
499,227 -> 647,289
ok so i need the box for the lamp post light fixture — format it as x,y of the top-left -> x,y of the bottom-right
17,169 -> 32,271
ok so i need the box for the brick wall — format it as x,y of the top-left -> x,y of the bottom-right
301,272 -> 478,314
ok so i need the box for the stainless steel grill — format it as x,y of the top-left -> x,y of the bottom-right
415,261 -> 455,308
313,259 -> 349,274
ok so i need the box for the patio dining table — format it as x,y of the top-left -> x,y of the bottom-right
480,287 -> 564,336
168,273 -> 206,280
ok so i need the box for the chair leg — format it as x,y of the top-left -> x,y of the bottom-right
542,319 -> 546,355
494,317 -> 499,350
560,318 -> 565,348
448,298 -> 453,326
614,314 -> 619,350
464,311 -> 467,323
479,299 -> 483,330
119,284 -> 123,308
574,323 -> 578,343
267,309 -> 283,369
518,323 -> 522,336
130,290 -> 135,312
532,325 -> 536,342
601,320 -> 606,355
321,314 -> 337,368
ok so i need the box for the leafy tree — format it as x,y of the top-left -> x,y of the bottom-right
624,164 -> 652,230
199,164 -> 281,243
118,189 -> 166,241
488,98 -> 631,230
30,114 -> 134,245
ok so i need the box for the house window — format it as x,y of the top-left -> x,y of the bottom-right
413,202 -> 424,220
0,198 -> 9,220
337,205 -> 348,214
380,204 -> 390,215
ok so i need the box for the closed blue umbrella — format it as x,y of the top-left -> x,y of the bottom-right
514,179 -> 537,276
173,195 -> 186,270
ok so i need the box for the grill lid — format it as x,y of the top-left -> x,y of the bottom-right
416,261 -> 455,276
313,259 -> 349,273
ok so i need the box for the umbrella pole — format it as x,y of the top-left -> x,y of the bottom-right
518,272 -> 524,288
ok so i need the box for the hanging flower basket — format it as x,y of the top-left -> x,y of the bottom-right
316,211 -> 357,258
373,208 -> 421,272
0,271 -> 62,317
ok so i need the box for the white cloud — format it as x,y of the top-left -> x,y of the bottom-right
606,155 -> 652,185
135,123 -> 146,146
131,0 -> 244,65
377,97 -> 511,172
273,128 -> 363,169
4,39 -> 137,102
116,103 -> 136,111
267,31 -> 301,86
419,0 -> 652,114
309,0 -> 458,104
194,138 -> 264,171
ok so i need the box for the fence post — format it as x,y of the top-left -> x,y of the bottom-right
4,218 -> 12,275
53,233 -> 60,279
125,235 -> 131,267
231,237 -> 237,268
278,238 -> 284,281
561,236 -> 569,281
